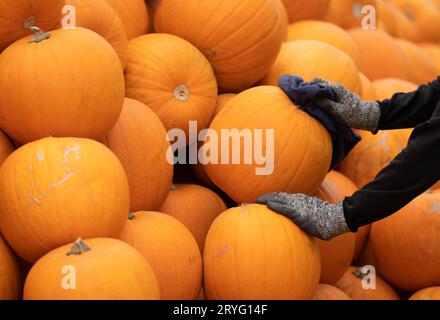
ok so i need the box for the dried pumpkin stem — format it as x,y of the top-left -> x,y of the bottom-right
173,84 -> 190,102
128,212 -> 135,220
29,26 -> 50,44
24,16 -> 36,30
352,267 -> 368,279
67,238 -> 91,256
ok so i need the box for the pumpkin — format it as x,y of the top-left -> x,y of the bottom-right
159,184 -> 227,252
212,94 -> 237,119
410,287 -> 440,300
0,137 -> 129,263
352,224 -> 371,264
395,39 -> 438,86
421,43 -> 440,73
125,33 -> 217,142
263,40 -> 362,95
24,238 -> 160,300
0,130 -> 14,166
0,0 -> 64,51
392,6 -> 422,42
153,0 -> 286,92
432,181 -> 440,191
120,211 -> 202,300
205,86 -> 332,204
335,266 -> 399,300
359,73 -> 377,101
282,0 -> 330,23
315,171 -> 357,284
313,284 -> 352,300
369,191 -> 440,292
0,27 -> 124,145
372,78 -> 418,100
325,0 -> 376,29
65,0 -> 128,69
203,204 -> 321,300
286,20 -> 360,66
104,98 -> 173,212
0,234 -> 21,300
104,0 -> 149,39
348,28 -> 409,81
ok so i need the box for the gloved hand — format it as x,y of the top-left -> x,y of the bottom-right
256,193 -> 350,240
313,78 -> 381,132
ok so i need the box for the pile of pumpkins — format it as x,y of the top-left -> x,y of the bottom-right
0,0 -> 440,300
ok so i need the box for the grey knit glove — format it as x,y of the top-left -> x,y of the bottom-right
313,78 -> 381,132
256,193 -> 350,241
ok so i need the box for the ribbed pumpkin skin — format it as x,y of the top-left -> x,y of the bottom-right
0,137 -> 129,263
335,266 -> 399,300
359,73 -> 377,101
104,0 -> 149,39
206,86 -> 332,204
120,211 -> 202,300
421,44 -> 440,73
410,287 -> 440,300
372,78 -> 417,100
282,0 -> 330,23
315,171 -> 356,285
286,20 -> 360,66
24,238 -> 160,300
203,204 -> 321,300
349,28 -> 409,81
0,27 -> 124,145
370,192 -> 440,292
65,0 -> 128,69
0,0 -> 64,51
159,184 -> 227,252
154,0 -> 286,92
0,234 -> 21,300
313,284 -> 352,300
125,33 -> 217,140
104,98 -> 173,212
263,40 -> 362,95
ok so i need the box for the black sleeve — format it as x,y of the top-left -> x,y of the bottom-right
377,77 -> 440,130
343,106 -> 440,232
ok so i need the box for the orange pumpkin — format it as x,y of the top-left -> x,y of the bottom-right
104,98 -> 173,212
432,181 -> 440,191
372,78 -> 418,100
125,33 -> 217,142
204,204 -> 321,300
335,266 -> 399,300
212,94 -> 237,119
24,238 -> 160,300
359,73 -> 377,101
120,211 -> 202,300
421,43 -> 440,73
153,0 -> 286,92
352,224 -> 371,264
315,171 -> 356,284
0,234 -> 21,300
65,0 -> 128,69
325,0 -> 376,29
0,130 -> 14,166
0,137 -> 129,263
410,287 -> 440,300
370,191 -> 440,292
205,86 -> 332,204
263,40 -> 362,95
348,28 -> 409,81
0,27 -> 124,144
286,20 -> 360,66
0,0 -> 64,51
396,39 -> 438,85
313,284 -> 352,300
159,184 -> 227,252
104,0 -> 149,39
282,0 -> 330,23
392,5 -> 422,42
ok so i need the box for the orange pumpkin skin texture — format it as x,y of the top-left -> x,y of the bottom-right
372,78 -> 418,101
24,238 -> 160,300
153,0 -> 286,92
159,184 -> 227,252
263,40 -> 362,95
410,287 -> 440,300
315,171 -> 356,285
282,0 -> 330,23
325,0 -> 376,29
120,211 -> 202,300
359,73 -> 377,101
0,0 -> 64,51
370,192 -> 440,292
0,137 -> 129,263
348,28 -> 409,82
0,27 -> 124,145
104,0 -> 149,40
421,43 -> 440,73
205,86 -> 332,204
65,0 -> 128,69
0,234 -> 21,300
313,284 -> 352,300
125,33 -> 217,140
335,266 -> 399,300
352,224 -> 371,264
286,20 -> 360,66
0,130 -> 14,166
104,98 -> 173,212
203,204 -> 321,300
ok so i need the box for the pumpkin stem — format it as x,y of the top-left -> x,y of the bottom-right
29,27 -> 50,44
24,16 -> 36,30
67,238 -> 91,256
128,212 -> 135,220
352,267 -> 368,279
173,84 -> 190,102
